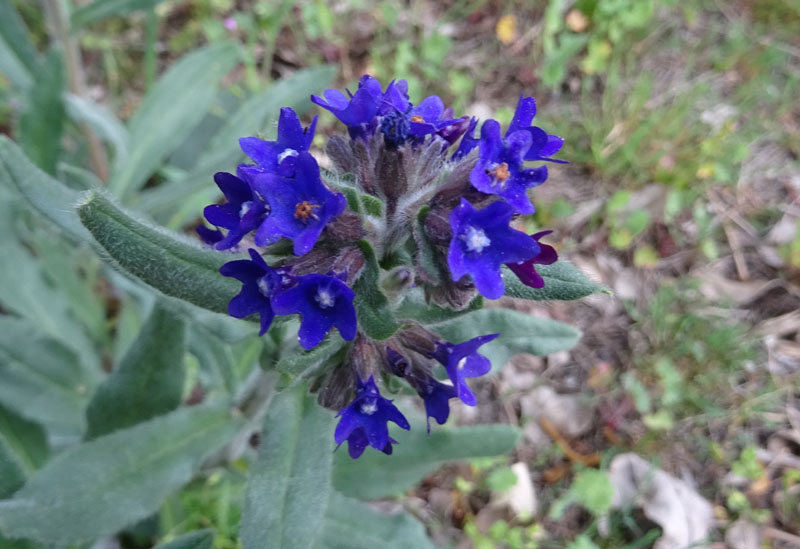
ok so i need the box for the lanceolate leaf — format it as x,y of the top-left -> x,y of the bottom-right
18,50 -> 65,175
0,405 -> 241,544
0,404 -> 48,498
320,492 -> 434,549
503,261 -> 606,301
0,316 -> 90,436
333,422 -> 520,500
64,94 -> 130,166
153,530 -> 215,549
138,65 -> 337,225
352,241 -> 398,340
109,42 -> 241,199
240,385 -> 335,549
0,0 -> 39,89
86,301 -> 187,438
77,191 -> 240,315
0,136 -> 89,242
71,0 -> 169,29
431,308 -> 582,369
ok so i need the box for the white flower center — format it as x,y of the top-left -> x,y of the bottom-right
277,148 -> 299,163
360,400 -> 378,415
239,201 -> 253,219
315,288 -> 335,308
256,276 -> 270,296
463,226 -> 491,253
457,357 -> 468,370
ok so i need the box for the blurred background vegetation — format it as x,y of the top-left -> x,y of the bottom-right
1,0 -> 799,547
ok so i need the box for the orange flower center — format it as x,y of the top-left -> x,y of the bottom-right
294,201 -> 319,222
410,115 -> 424,123
489,162 -> 511,182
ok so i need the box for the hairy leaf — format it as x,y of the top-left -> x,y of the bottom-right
320,492 -> 434,549
18,50 -> 65,174
86,301 -> 187,438
241,385 -> 335,549
431,308 -> 582,368
78,191 -> 240,314
109,42 -> 241,199
0,405 -> 240,543
503,261 -> 605,301
273,334 -> 346,377
0,0 -> 39,89
333,422 -> 520,500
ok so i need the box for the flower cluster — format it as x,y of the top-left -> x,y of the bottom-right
201,76 -> 562,458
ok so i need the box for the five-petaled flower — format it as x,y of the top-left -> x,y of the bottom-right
239,107 -> 318,178
334,376 -> 410,458
271,272 -> 357,350
250,153 -> 346,255
431,333 -> 499,406
204,171 -> 267,250
219,249 -> 292,335
448,198 -> 541,299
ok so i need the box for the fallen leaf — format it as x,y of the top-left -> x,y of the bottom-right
606,453 -> 714,549
725,518 -> 762,549
496,14 -> 517,45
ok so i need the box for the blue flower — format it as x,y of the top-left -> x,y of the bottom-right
507,95 -> 566,163
452,117 -> 479,160
506,230 -> 559,289
334,376 -> 410,459
448,198 -> 540,299
219,249 -> 292,335
203,171 -> 268,250
270,272 -> 357,350
250,153 -> 346,255
469,119 -> 548,214
431,334 -> 499,406
239,107 -> 318,178
311,75 -> 384,140
414,375 -> 457,432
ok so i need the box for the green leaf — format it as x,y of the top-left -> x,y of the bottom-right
77,191 -> 240,315
320,492 -> 434,549
138,65 -> 336,225
71,0 -> 168,30
395,289 -> 483,325
0,403 -> 49,477
431,308 -> 582,369
153,530 -> 215,549
86,301 -> 187,438
0,316 -> 90,436
18,50 -> 65,175
570,469 -> 613,516
333,423 -> 520,500
0,0 -> 39,89
0,436 -> 25,498
240,385 -> 335,549
64,94 -> 129,166
274,334 -> 346,377
503,261 -> 605,301
109,42 -> 241,199
352,241 -> 398,340
0,405 -> 241,544
0,136 -> 89,242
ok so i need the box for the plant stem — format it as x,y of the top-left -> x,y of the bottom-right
47,0 -> 110,181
